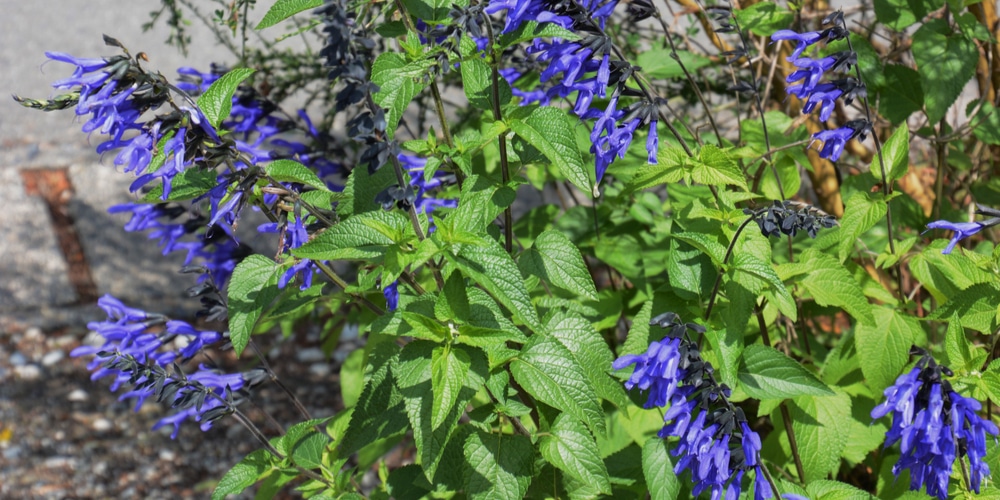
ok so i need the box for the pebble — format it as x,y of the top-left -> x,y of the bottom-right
9,352 -> 27,366
309,363 -> 331,377
43,456 -> 74,469
296,347 -> 326,363
14,364 -> 42,380
159,449 -> 176,462
24,327 -> 43,341
92,418 -> 113,432
67,389 -> 89,402
3,446 -> 23,460
41,351 -> 64,367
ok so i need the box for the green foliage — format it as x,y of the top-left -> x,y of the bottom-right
228,255 -> 283,356
197,67 -> 255,128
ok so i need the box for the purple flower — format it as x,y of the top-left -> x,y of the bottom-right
811,126 -> 854,161
924,220 -> 985,254
771,30 -> 822,60
613,337 -> 684,408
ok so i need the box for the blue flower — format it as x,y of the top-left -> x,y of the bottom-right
872,351 -> 999,499
924,220 -> 985,254
612,336 -> 684,408
811,126 -> 853,161
384,280 -> 400,311
71,296 -> 249,439
770,30 -> 822,60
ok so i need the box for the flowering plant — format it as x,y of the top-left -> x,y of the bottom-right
15,0 -> 1000,498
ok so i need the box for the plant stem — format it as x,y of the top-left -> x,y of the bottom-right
780,402 -> 807,482
482,17 -> 515,254
705,216 -> 756,320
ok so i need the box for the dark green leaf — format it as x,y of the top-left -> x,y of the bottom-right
878,65 -> 923,125
928,282 -> 1000,333
635,48 -> 713,80
799,251 -> 874,325
141,167 -> 219,202
293,210 -> 410,262
546,310 -> 629,410
912,20 -> 979,123
791,392 -> 852,482
336,343 -> 409,458
873,0 -> 918,30
837,192 -> 887,262
497,21 -> 580,48
371,53 -> 432,136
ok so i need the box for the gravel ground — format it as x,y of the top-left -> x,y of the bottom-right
0,319 -> 353,499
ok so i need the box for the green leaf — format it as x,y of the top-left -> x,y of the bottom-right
691,145 -> 748,190
635,48 -> 713,80
265,159 -> 331,192
461,57 -> 511,111
973,101 -> 1000,146
622,147 -> 686,195
197,67 -> 255,128
546,311 -> 630,410
370,53 -> 432,136
256,0 -> 323,29
912,19 -> 979,123
791,391 -> 852,482
508,106 -> 592,195
396,341 -> 488,479
799,251 -> 874,325
838,192 -> 887,262
497,21 -> 580,49
873,124 -> 909,184
945,313 -> 975,372
212,449 -> 275,500
293,210 -> 410,262
642,438 -> 681,500
738,344 -> 834,399
399,0 -> 465,22
336,343 -> 409,458
873,0 -> 918,30
285,419 -> 331,470
539,414 -> 611,494
510,335 -> 605,435
464,430 -> 534,500
734,3 -> 794,36
436,271 -> 471,322
622,301 -> 654,358
519,230 -> 598,300
339,158 -> 397,216
928,282 -> 1000,333
856,306 -> 922,394
228,255 -> 282,356
807,479 -> 880,500
449,237 -> 541,332
878,65 -> 924,125
141,167 -> 219,202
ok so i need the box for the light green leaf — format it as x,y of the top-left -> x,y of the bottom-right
256,0 -> 323,29
928,282 -> 1000,333
510,335 -> 605,435
800,251 -> 874,325
738,344 -> 834,399
546,310 -> 630,410
635,48 -> 713,80
791,392 -> 852,482
336,343 -> 409,458
293,210 -> 410,262
399,0 -> 466,22
228,255 -> 282,356
913,19 -> 979,123
519,230 -> 598,300
285,419 -> 331,470
449,237 -> 541,332
508,106 -> 592,195
735,3 -> 794,35
265,159 -> 330,192
873,0 -> 918,30
461,57 -> 511,111
497,21 -> 580,49
691,144 -> 748,190
338,158 -> 397,216
539,414 -> 611,494
396,341 -> 487,480
838,192 -> 887,262
197,68 -> 255,128
878,65 -> 924,125
141,167 -> 218,202
464,430 -> 534,500
872,124 -> 909,184
642,437 -> 681,500
212,449 -> 275,500
807,479 -> 880,500
945,313 -> 974,372
370,53 -> 433,136
973,101 -> 1000,145
856,306 -> 921,394
622,147 -> 686,195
